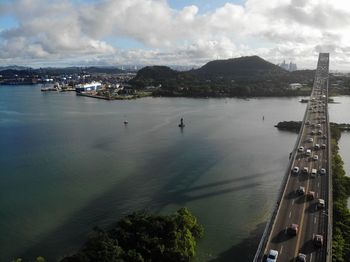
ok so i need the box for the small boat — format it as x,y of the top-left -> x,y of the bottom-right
124,120 -> 128,125
178,118 -> 185,128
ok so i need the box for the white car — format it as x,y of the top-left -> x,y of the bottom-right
298,146 -> 304,152
320,168 -> 326,175
267,249 -> 279,262
307,138 -> 314,143
313,155 -> 319,161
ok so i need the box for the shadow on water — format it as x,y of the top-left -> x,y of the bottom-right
208,222 -> 266,262
17,137 -> 276,261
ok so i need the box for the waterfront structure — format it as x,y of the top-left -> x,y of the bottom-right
75,82 -> 102,93
289,83 -> 303,90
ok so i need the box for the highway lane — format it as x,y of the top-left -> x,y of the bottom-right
262,53 -> 330,262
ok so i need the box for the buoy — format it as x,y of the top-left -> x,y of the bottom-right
178,117 -> 185,128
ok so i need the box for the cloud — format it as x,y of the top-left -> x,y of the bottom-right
1,0 -> 350,69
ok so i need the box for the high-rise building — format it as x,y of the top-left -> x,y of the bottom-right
278,60 -> 297,72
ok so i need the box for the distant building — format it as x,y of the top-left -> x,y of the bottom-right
75,82 -> 102,93
289,83 -> 302,90
278,60 -> 297,72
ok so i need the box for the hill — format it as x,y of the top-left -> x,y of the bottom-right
193,55 -> 286,78
131,56 -> 315,97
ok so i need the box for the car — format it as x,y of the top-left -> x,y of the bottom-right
307,137 -> 314,143
302,167 -> 309,174
311,130 -> 316,135
311,168 -> 317,177
313,234 -> 324,247
321,143 -> 326,149
317,199 -> 325,209
292,166 -> 299,175
267,249 -> 279,262
322,134 -> 327,139
307,191 -> 315,200
320,168 -> 326,175
298,146 -> 304,152
314,144 -> 320,150
296,253 -> 307,262
296,186 -> 305,195
313,155 -> 319,161
306,149 -> 312,156
287,223 -> 299,236
305,120 -> 310,125
317,130 -> 322,135
316,124 -> 321,128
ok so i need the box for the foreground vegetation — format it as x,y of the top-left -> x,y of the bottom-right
61,208 -> 203,262
331,126 -> 350,262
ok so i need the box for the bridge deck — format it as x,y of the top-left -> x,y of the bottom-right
254,53 -> 331,262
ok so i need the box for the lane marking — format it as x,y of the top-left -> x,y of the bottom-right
289,211 -> 292,218
280,245 -> 284,255
292,199 -> 295,205
294,152 -> 312,258
310,253 -> 313,261
314,217 -> 317,224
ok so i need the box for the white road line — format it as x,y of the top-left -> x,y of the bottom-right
280,245 -> 284,254
289,211 -> 292,218
310,253 -> 313,261
292,199 -> 295,205
314,217 -> 317,224
318,182 -> 320,188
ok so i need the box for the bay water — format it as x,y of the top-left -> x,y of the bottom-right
0,85 -> 349,261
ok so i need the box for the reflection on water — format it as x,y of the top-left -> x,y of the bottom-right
3,85 -> 347,261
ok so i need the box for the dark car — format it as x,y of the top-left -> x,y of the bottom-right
296,253 -> 307,262
287,224 -> 299,236
313,234 -> 324,247
296,186 -> 305,195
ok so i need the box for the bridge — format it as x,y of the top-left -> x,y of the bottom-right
254,53 -> 332,262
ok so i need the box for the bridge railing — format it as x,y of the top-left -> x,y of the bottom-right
326,78 -> 332,262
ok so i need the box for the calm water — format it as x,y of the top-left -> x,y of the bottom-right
0,85 -> 348,261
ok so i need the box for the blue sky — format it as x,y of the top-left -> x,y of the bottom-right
0,0 -> 349,69
168,0 -> 245,13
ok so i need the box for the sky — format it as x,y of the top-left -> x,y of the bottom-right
0,0 -> 350,69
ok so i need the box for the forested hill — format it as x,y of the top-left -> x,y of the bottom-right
192,55 -> 286,78
131,56 -> 315,97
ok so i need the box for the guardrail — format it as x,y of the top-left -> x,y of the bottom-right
326,78 -> 332,262
253,100 -> 311,261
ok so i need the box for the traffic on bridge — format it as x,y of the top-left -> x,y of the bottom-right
255,53 -> 331,262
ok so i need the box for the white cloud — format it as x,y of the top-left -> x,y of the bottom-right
1,0 -> 350,69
